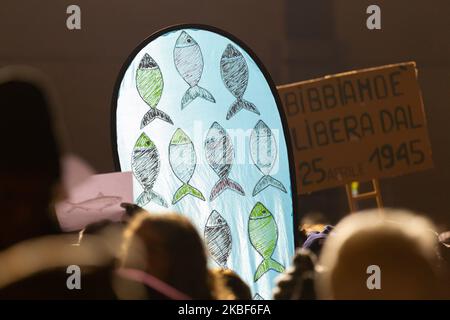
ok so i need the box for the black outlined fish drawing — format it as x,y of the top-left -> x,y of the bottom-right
253,293 -> 264,300
248,202 -> 285,282
205,122 -> 245,201
65,193 -> 122,213
136,53 -> 173,128
174,31 -> 215,109
204,210 -> 232,268
220,44 -> 260,120
250,120 -> 287,196
131,133 -> 168,208
169,128 -> 205,204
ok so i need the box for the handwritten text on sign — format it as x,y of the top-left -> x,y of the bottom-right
278,62 -> 433,194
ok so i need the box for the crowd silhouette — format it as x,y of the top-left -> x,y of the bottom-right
0,67 -> 448,300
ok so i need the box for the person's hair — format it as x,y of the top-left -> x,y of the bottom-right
212,268 -> 252,300
79,220 -> 124,244
437,232 -> 450,296
273,248 -> 317,300
316,209 -> 445,299
118,212 -> 214,299
0,68 -> 62,249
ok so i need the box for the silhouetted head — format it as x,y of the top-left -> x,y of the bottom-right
118,212 -> 214,299
298,211 -> 330,247
302,225 -> 334,257
437,231 -> 450,296
0,67 -> 62,249
316,209 -> 445,299
78,219 -> 126,260
0,234 -> 116,299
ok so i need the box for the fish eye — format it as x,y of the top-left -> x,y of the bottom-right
217,219 -> 222,223
262,210 -> 266,214
187,38 -> 191,43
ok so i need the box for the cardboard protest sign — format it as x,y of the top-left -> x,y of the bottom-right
277,62 -> 433,194
55,171 -> 133,231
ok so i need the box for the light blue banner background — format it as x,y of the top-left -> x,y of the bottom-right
115,27 -> 294,299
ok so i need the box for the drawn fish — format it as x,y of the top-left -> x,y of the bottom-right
136,53 -> 173,128
253,293 -> 264,300
205,122 -> 245,201
65,193 -> 122,213
174,31 -> 215,109
169,128 -> 205,204
131,133 -> 168,208
250,120 -> 287,196
248,202 -> 285,281
220,44 -> 260,120
204,210 -> 232,268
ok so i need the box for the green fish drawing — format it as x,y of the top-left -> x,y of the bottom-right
136,53 -> 173,128
248,202 -> 285,281
169,128 -> 205,204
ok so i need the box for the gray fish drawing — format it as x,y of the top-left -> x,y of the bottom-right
174,31 -> 215,109
169,128 -> 205,204
250,120 -> 287,196
136,53 -> 173,128
248,202 -> 285,282
220,44 -> 260,120
204,210 -> 232,268
131,133 -> 168,208
253,293 -> 264,300
204,122 -> 245,201
65,193 -> 122,213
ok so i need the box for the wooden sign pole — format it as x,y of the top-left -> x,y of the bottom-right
345,179 -> 383,213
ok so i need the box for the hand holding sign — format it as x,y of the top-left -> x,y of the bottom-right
55,171 -> 133,231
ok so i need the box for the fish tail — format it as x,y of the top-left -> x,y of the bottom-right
135,191 -> 151,207
172,183 -> 205,204
196,85 -> 215,103
140,108 -> 173,129
252,175 -> 287,196
210,177 -> 245,201
254,258 -> 285,282
148,190 -> 168,208
136,189 -> 168,208
181,85 -> 215,109
226,98 -> 260,120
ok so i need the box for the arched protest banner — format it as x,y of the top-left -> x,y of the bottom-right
111,24 -> 298,299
